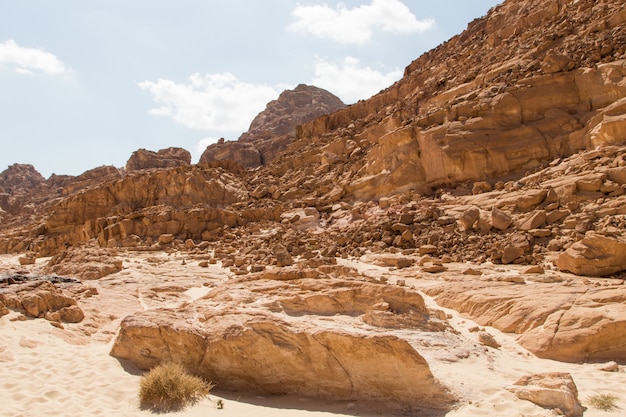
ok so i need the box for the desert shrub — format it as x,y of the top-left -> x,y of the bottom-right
587,393 -> 619,411
139,362 -> 213,412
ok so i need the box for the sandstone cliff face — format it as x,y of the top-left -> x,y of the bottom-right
286,0 -> 626,200
199,84 -> 345,168
44,166 -> 247,234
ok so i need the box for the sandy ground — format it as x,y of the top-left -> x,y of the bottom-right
1,253 -> 625,417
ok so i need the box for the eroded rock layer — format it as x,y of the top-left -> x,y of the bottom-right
110,272 -> 455,411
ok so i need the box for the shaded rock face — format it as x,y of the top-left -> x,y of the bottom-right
200,84 -> 345,168
0,164 -> 46,214
44,166 -> 247,233
244,84 -> 346,140
111,275 -> 455,412
125,147 -> 191,172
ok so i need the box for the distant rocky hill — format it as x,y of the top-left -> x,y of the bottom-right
199,84 -> 345,167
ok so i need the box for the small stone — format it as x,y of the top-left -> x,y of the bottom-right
597,361 -> 619,372
18,255 -> 36,265
523,266 -> 545,274
459,206 -> 480,231
422,263 -> 447,273
419,245 -> 437,255
478,331 -> 501,349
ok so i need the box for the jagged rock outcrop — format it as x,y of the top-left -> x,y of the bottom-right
45,166 -> 247,233
125,147 -> 191,172
0,164 -> 46,214
198,140 -> 261,169
0,163 -> 45,193
200,84 -> 345,167
240,84 -> 346,163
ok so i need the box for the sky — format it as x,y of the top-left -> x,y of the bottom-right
0,0 -> 502,178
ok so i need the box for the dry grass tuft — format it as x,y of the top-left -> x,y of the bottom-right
587,393 -> 619,411
139,362 -> 213,412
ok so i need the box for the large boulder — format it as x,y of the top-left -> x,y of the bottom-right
111,277 -> 455,412
507,372 -> 583,417
557,232 -> 626,276
517,287 -> 626,363
112,311 -> 452,410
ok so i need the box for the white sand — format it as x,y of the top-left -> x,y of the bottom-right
2,254 -> 625,417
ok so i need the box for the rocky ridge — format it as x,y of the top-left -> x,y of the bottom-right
1,0 -> 626,414
200,84 -> 345,168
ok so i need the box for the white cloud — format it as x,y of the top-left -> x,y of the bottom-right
312,56 -> 402,103
287,0 -> 434,44
138,72 -> 284,132
0,40 -> 67,75
195,137 -> 219,157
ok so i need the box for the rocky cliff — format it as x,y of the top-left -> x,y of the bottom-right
283,0 -> 626,200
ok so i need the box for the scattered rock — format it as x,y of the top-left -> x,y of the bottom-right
478,331 -> 501,349
18,254 -> 35,265
507,372 -> 583,417
597,361 -> 619,372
